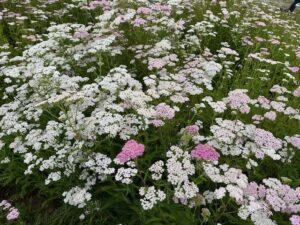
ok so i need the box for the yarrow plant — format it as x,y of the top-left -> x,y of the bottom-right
0,0 -> 299,224
115,140 -> 145,164
191,144 -> 220,161
0,200 -> 19,221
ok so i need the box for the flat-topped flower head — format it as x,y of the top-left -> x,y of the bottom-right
7,208 -> 19,220
185,125 -> 199,135
191,144 -> 220,161
154,103 -> 175,119
290,136 -> 300,150
290,215 -> 300,225
116,140 -> 145,164
289,67 -> 300,73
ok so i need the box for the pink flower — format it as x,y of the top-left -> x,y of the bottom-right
148,58 -> 167,70
6,208 -> 19,221
150,4 -> 171,15
0,200 -> 11,210
185,125 -> 199,135
227,90 -> 251,113
227,90 -> 250,107
270,39 -> 280,45
132,18 -> 146,27
254,128 -> 282,150
88,0 -> 109,10
73,31 -> 89,39
270,85 -> 288,94
264,111 -> 277,121
116,140 -> 145,163
255,36 -> 265,42
243,182 -> 266,198
289,67 -> 300,73
290,136 -> 300,150
152,119 -> 164,127
154,103 -> 175,119
191,144 -> 220,161
137,7 -> 153,14
242,36 -> 253,46
293,87 -> 300,97
260,48 -> 269,55
290,215 -> 300,225
255,21 -> 266,27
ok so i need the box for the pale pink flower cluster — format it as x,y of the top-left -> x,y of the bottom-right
264,111 -> 277,121
148,58 -> 166,69
73,31 -> 89,39
150,3 -> 171,15
0,200 -> 19,221
132,18 -> 146,27
293,87 -> 300,97
289,67 -> 300,73
137,7 -> 153,14
296,49 -> 300,59
290,215 -> 300,225
255,21 -> 266,27
152,103 -> 176,127
154,103 -> 175,119
270,85 -> 288,94
243,179 -> 300,214
185,125 -> 199,135
290,136 -> 300,150
116,140 -> 145,164
257,96 -> 270,109
7,208 -> 19,220
254,128 -> 282,150
87,0 -> 110,10
226,89 -> 251,113
191,144 -> 220,161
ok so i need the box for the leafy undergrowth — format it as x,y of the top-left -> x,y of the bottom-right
0,0 -> 299,224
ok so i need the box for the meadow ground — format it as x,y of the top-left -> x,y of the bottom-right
0,0 -> 300,225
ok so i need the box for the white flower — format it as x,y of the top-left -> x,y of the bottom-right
149,160 -> 164,180
115,167 -> 137,184
63,187 -> 92,208
139,186 -> 166,210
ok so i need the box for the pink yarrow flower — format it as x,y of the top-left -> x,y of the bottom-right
255,21 -> 266,27
289,67 -> 300,73
264,111 -> 277,121
290,136 -> 300,150
191,144 -> 220,161
73,31 -> 89,39
293,87 -> 300,97
254,128 -> 282,150
116,140 -> 145,164
290,215 -> 300,225
0,200 -> 11,210
137,7 -> 153,14
154,103 -> 175,119
132,18 -> 146,27
185,125 -> 199,135
7,208 -> 19,220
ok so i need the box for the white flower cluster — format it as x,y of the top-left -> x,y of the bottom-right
149,160 -> 164,180
166,146 -> 199,206
82,153 -> 115,181
238,201 -> 275,225
1,1 -> 300,224
63,186 -> 92,208
203,118 -> 286,166
201,89 -> 300,121
115,168 -> 138,184
115,162 -> 138,184
139,186 -> 166,210
203,163 -> 248,201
